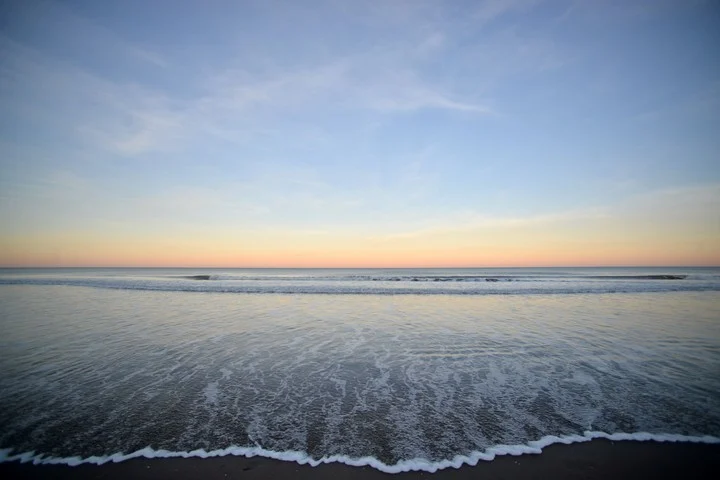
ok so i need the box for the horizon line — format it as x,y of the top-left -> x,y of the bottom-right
2,265 -> 718,269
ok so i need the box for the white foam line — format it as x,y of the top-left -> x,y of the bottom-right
1,432 -> 718,474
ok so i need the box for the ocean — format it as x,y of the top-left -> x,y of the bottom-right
0,267 -> 719,473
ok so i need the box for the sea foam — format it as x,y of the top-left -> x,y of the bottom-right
1,432 -> 718,474
2,277 -> 719,473
0,274 -> 715,296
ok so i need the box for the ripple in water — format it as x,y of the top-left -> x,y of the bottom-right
0,285 -> 719,471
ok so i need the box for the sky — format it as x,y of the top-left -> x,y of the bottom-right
0,0 -> 718,267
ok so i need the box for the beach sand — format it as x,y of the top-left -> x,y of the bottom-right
1,439 -> 718,479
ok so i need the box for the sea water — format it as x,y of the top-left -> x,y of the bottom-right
0,267 -> 719,472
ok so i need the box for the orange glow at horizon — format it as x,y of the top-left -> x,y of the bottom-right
1,231 -> 718,268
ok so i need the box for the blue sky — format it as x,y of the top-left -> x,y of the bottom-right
0,0 -> 718,266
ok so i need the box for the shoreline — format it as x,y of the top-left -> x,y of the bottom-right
2,439 -> 719,479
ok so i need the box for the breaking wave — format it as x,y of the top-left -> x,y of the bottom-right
1,432 -> 718,473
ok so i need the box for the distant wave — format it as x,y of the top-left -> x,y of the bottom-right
379,276 -> 516,282
1,431 -> 717,473
0,277 -> 715,295
584,275 -> 687,280
176,274 -> 688,282
372,274 -> 688,282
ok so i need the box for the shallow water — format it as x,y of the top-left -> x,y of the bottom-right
0,269 -> 719,472
0,266 -> 718,295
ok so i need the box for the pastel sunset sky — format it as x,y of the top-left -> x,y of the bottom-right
1,0 -> 718,267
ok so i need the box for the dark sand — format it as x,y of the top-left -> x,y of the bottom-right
1,439 -> 718,479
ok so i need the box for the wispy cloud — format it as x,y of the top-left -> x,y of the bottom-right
367,183 -> 720,243
618,183 -> 720,219
367,206 -> 609,242
1,30 -> 490,157
4,0 -> 579,158
201,46 -> 490,114
474,0 -> 541,23
0,35 -> 179,155
413,32 -> 446,57
127,47 -> 169,69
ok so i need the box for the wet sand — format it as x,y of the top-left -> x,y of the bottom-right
1,439 -> 718,479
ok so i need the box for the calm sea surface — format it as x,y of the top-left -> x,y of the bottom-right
1,268 -> 719,472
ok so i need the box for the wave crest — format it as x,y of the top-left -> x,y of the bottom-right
1,431 -> 718,473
